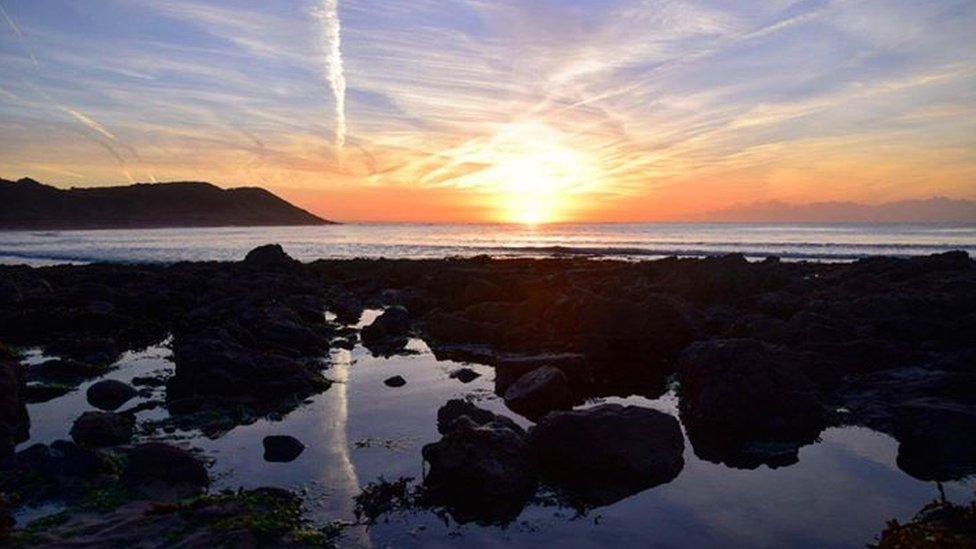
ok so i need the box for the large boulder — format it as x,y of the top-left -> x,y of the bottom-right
678,338 -> 826,469
69,411 -> 134,447
361,306 -> 411,355
528,404 -> 684,506
124,442 -> 209,487
242,244 -> 298,269
262,435 -> 305,463
503,366 -> 573,420
86,379 -> 137,411
422,415 -> 537,524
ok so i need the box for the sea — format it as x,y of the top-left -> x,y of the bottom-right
0,222 -> 974,265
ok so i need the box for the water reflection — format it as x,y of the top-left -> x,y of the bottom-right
12,334 -> 976,548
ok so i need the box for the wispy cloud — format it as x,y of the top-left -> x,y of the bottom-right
0,0 -> 973,219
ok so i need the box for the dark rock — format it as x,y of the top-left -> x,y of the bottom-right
578,294 -> 699,366
46,337 -> 120,365
678,338 -> 826,469
23,382 -> 72,403
131,375 -> 167,387
384,375 -> 406,388
1,440 -> 112,505
422,415 -> 537,524
86,379 -> 137,411
503,366 -> 573,419
330,293 -> 365,325
28,358 -> 108,383
242,244 -> 298,269
124,442 -> 209,487
0,358 -> 28,460
262,435 -> 305,463
436,399 -> 525,436
528,404 -> 684,506
70,411 -> 134,447
449,368 -> 481,383
361,306 -> 411,354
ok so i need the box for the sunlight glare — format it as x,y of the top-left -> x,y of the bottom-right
445,121 -> 602,224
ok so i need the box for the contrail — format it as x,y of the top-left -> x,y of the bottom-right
314,0 -> 347,150
61,107 -> 118,141
0,2 -> 38,67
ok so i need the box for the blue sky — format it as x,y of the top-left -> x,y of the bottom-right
1,0 -> 974,221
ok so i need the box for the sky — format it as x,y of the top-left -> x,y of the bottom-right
0,0 -> 974,223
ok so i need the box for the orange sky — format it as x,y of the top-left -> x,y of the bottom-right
1,1 -> 974,223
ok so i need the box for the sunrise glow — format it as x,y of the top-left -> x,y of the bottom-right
0,1 -> 974,222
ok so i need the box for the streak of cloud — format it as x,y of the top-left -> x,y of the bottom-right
314,0 -> 347,150
0,2 -> 38,67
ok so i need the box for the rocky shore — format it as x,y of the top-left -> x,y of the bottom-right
1,245 -> 974,545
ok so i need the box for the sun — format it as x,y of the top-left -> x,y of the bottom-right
439,121 -> 601,224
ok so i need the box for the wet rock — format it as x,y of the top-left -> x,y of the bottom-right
23,382 -> 72,403
577,294 -> 699,366
131,375 -> 166,387
168,329 -> 330,406
330,293 -> 365,325
46,337 -> 120,365
70,411 -> 134,447
894,403 -> 976,482
0,357 -> 28,460
86,379 -> 137,411
361,306 -> 411,354
528,404 -> 684,506
436,399 -> 525,436
838,367 -> 976,481
262,435 -> 306,463
1,440 -> 114,505
678,338 -> 826,469
28,358 -> 108,383
503,366 -> 573,419
422,415 -> 537,524
123,442 -> 209,488
242,243 -> 298,269
384,375 -> 406,388
449,367 -> 481,383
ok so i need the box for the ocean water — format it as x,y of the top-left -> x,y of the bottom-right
0,223 -> 974,265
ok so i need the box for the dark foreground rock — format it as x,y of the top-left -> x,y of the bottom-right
449,367 -> 481,383
678,338 -> 827,469
422,413 -> 537,524
263,435 -> 306,463
503,365 -> 573,419
0,351 -> 28,460
23,382 -> 73,403
384,375 -> 406,388
70,411 -> 134,447
361,306 -> 411,355
86,379 -> 137,411
529,404 -> 684,506
0,440 -> 114,505
124,443 -> 209,489
436,399 -> 525,436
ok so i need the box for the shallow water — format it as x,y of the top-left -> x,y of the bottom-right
15,312 -> 975,548
1,222 -> 974,265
